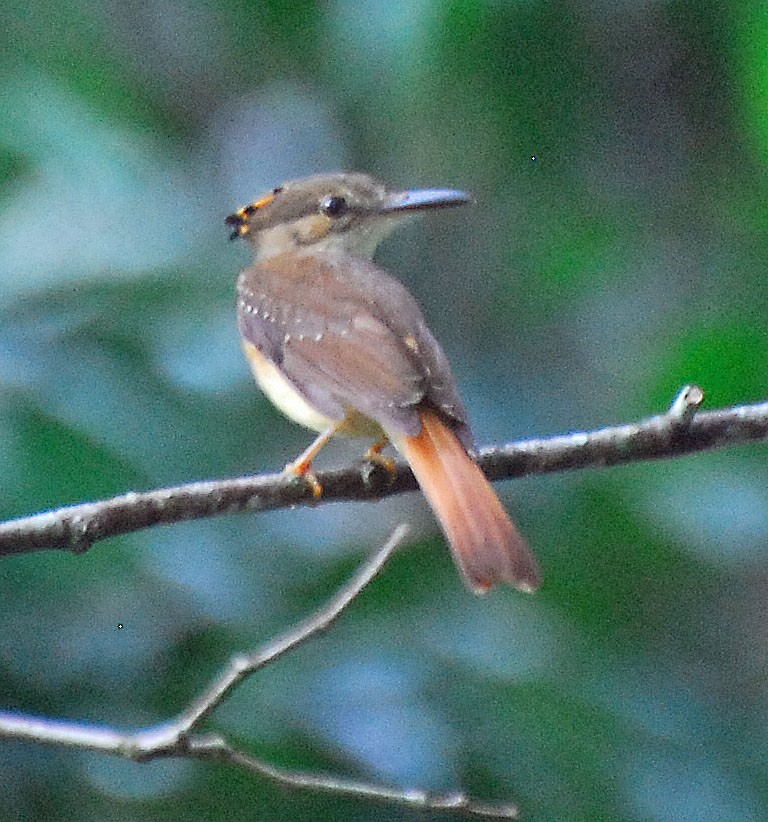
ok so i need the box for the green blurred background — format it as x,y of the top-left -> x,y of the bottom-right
1,1 -> 767,820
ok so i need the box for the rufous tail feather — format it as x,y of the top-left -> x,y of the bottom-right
395,409 -> 541,594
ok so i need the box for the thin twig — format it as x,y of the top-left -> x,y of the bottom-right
0,526 -> 406,754
0,525 -> 520,817
191,737 -> 519,819
156,522 -> 411,741
1,388 -> 767,557
0,527 -> 517,818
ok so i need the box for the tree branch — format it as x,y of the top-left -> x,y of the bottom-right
6,386 -> 763,817
0,524 -> 519,818
1,386 -> 766,557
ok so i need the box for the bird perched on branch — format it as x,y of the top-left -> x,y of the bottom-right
226,172 -> 540,594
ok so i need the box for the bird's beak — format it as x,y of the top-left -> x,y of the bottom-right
380,187 -> 473,214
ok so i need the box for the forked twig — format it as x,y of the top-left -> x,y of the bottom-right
0,525 -> 519,818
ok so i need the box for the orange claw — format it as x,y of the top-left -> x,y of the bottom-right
284,460 -> 323,499
283,424 -> 339,500
364,439 -> 396,476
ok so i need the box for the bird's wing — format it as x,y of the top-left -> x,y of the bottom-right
237,251 -> 471,443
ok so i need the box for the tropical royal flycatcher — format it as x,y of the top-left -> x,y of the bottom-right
226,172 -> 541,594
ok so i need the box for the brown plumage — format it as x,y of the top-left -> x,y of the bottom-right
229,172 -> 542,594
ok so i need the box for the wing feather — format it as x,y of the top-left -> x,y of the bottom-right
236,250 -> 473,445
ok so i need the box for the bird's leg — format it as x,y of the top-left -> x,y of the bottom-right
363,438 -> 396,476
284,425 -> 339,499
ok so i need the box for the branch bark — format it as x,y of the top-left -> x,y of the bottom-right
1,386 -> 766,557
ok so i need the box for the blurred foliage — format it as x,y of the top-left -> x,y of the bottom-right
1,1 -> 768,820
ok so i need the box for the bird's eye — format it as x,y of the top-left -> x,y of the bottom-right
320,195 -> 348,218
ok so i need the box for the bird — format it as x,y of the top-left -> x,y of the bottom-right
226,172 -> 541,594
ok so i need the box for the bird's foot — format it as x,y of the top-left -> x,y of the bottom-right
283,457 -> 323,500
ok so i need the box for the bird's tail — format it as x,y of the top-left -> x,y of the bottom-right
396,409 -> 541,594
